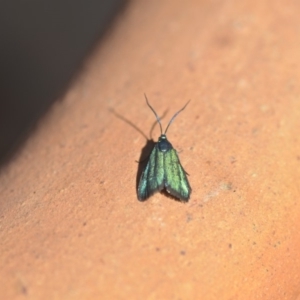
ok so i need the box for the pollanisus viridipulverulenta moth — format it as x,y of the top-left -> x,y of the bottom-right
138,94 -> 191,202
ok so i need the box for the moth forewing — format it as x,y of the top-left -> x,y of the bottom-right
164,148 -> 191,201
137,144 -> 165,201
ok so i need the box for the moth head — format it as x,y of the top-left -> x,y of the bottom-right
158,134 -> 172,152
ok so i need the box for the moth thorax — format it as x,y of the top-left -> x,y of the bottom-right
158,134 -> 173,152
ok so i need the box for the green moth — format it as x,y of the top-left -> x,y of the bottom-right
138,95 -> 191,201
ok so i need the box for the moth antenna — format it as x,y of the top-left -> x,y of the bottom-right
164,100 -> 191,135
144,93 -> 163,135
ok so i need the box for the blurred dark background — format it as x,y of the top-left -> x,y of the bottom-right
0,0 -> 124,166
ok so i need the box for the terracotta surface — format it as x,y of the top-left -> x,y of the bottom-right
1,0 -> 300,299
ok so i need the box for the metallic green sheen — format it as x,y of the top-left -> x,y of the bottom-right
164,148 -> 191,200
138,137 -> 191,201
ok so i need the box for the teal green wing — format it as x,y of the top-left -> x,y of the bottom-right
138,145 -> 165,201
164,149 -> 191,201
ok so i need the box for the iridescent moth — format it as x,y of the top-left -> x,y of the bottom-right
138,95 -> 191,201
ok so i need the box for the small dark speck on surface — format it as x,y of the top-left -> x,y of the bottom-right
180,250 -> 186,255
229,156 -> 237,164
186,213 -> 193,222
17,280 -> 28,296
21,285 -> 27,295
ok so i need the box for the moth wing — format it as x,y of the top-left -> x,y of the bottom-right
164,149 -> 191,201
138,145 -> 165,201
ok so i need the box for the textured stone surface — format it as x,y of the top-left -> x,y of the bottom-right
1,0 -> 300,299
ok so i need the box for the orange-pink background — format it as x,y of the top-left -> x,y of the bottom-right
1,0 -> 300,299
